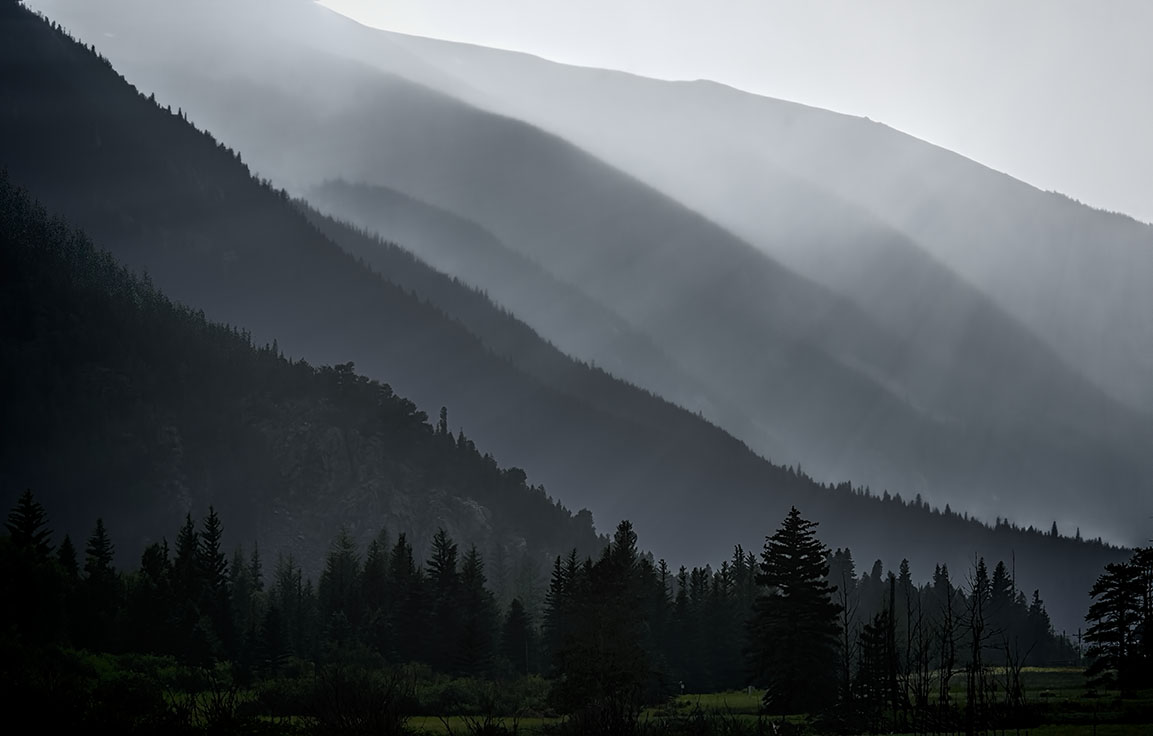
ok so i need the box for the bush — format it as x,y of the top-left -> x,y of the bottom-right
309,662 -> 416,736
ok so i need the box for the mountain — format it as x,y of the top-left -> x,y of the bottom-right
364,24 -> 1153,421
1,0 -> 1133,630
0,0 -> 806,567
302,179 -> 740,428
0,169 -> 603,579
36,0 -> 1153,545
327,15 -> 1153,546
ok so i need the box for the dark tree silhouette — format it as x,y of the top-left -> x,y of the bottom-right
501,598 -> 534,675
80,518 -> 119,650
746,507 -> 841,714
5,490 -> 53,558
549,521 -> 652,735
199,506 -> 232,656
1084,553 -> 1149,693
456,545 -> 497,675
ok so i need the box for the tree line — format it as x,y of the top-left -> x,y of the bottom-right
8,491 -> 1140,735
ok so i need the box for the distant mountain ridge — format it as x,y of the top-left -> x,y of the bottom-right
366,26 -> 1153,417
303,179 -> 737,427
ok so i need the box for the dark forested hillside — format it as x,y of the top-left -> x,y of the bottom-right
0,2 -> 1132,631
296,198 -> 759,445
0,1 -> 700,555
0,171 -> 602,575
304,180 -> 731,426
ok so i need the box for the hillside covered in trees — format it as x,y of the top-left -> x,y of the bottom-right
0,172 -> 601,576
0,0 -> 1134,634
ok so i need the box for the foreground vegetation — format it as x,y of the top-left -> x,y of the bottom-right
4,485 -> 1150,734
5,644 -> 1150,735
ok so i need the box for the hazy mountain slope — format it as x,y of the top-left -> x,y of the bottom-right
0,0 -> 873,568
302,180 -> 735,425
42,0 -> 1153,545
0,1 -> 1134,631
0,0 -> 732,556
0,171 -> 604,576
367,28 -> 1153,418
296,199 -> 763,445
22,5 -> 937,485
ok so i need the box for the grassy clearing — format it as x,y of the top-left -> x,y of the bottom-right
885,727 -> 1147,736
667,689 -> 764,714
409,715 -> 557,734
394,671 -> 1153,735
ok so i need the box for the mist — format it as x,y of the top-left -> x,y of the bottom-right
10,3 -> 1153,729
8,0 -> 1150,640
25,0 -> 1153,555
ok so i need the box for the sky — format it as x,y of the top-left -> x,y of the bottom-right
321,0 -> 1153,224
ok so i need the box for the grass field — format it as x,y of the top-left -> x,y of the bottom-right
361,668 -> 1153,734
409,715 -> 556,734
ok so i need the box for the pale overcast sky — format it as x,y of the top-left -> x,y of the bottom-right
321,0 -> 1153,224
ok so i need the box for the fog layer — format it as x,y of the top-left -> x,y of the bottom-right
25,0 -> 1153,551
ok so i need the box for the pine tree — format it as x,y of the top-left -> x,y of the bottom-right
1025,590 -> 1053,661
272,553 -> 304,658
57,534 -> 79,579
172,513 -> 201,605
81,518 -> 119,650
746,507 -> 841,714
171,514 -> 209,663
2,492 -> 65,643
388,533 -> 424,663
1135,547 -> 1153,686
199,507 -> 232,656
542,549 -> 578,669
83,517 -> 115,579
1084,559 -> 1144,692
426,528 -> 461,670
856,607 -> 900,732
502,598 -> 534,675
125,540 -> 174,654
989,560 -> 1014,638
5,489 -> 53,558
320,526 -> 359,636
549,521 -> 650,733
457,545 -> 497,675
230,545 -> 255,666
249,541 -> 264,592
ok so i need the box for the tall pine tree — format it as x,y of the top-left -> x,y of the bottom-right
746,507 -> 841,714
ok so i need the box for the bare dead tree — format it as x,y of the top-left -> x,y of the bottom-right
963,557 -> 994,736
836,561 -> 860,713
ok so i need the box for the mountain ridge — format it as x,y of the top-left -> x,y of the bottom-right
363,25 -> 1153,415
2,0 -> 1138,631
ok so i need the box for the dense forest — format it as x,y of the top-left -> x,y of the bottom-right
0,172 -> 602,580
4,489 -> 1150,734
